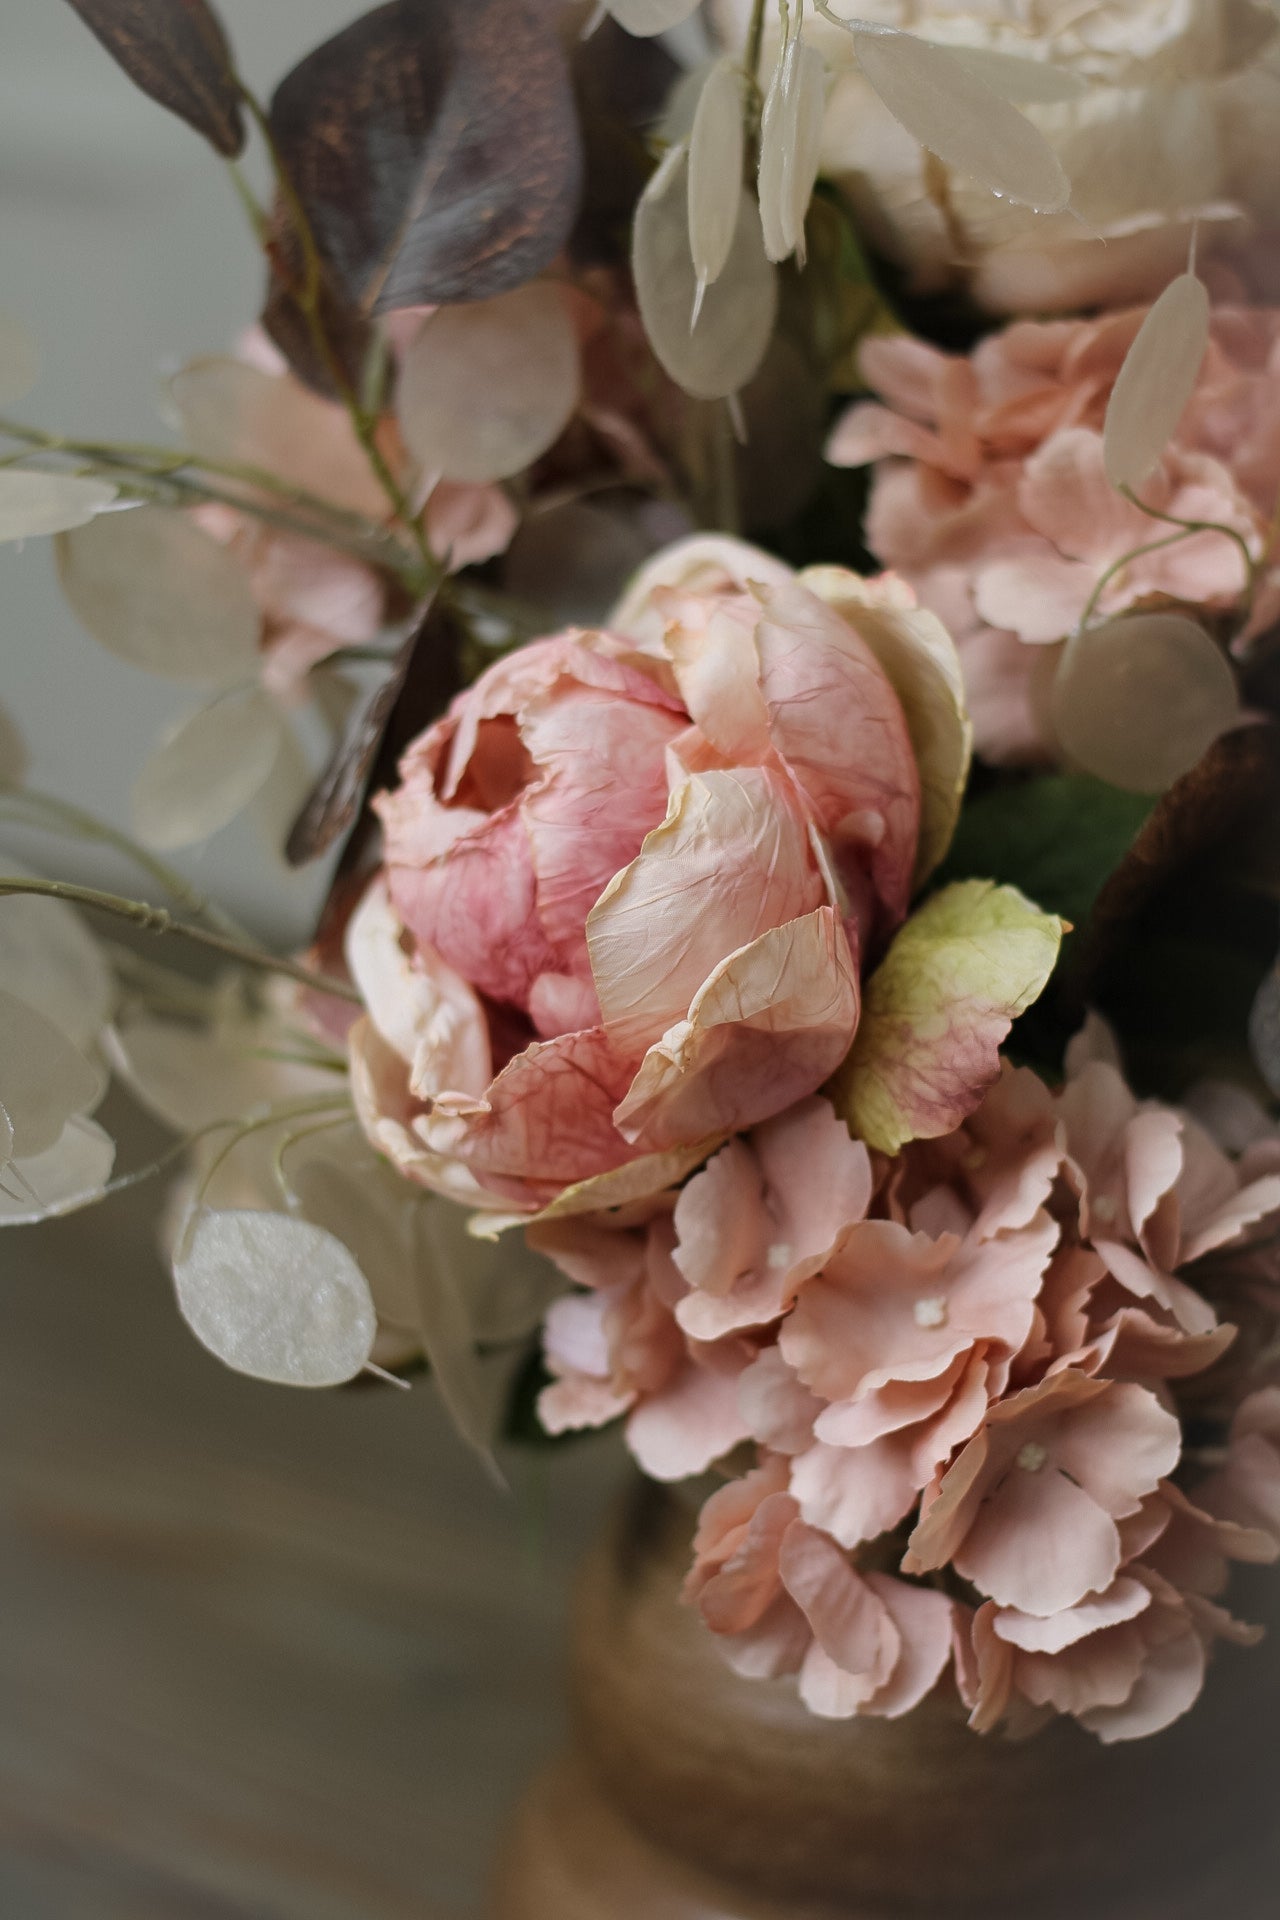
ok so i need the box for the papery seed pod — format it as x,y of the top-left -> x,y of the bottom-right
605,0 -> 701,37
689,57 -> 746,321
173,1209 -> 378,1387
1051,612 -> 1239,794
1104,273 -> 1211,492
0,313 -> 38,406
0,987 -> 104,1161
758,38 -> 826,267
850,25 -> 1069,214
57,505 -> 260,683
0,1115 -> 115,1226
633,143 -> 777,401
397,283 -> 580,486
0,472 -> 116,542
132,691 -> 285,850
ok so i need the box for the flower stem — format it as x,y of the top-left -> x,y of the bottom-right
1,788 -> 249,940
0,876 -> 361,1005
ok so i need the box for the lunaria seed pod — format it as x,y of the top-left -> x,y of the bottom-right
634,143 -> 777,401
1051,612 -> 1238,793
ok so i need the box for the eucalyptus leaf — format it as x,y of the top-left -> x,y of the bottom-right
268,0 -> 583,314
937,775 -> 1153,931
63,0 -> 244,156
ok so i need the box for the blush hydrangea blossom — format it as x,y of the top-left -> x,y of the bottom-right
540,1023 -> 1280,1739
826,305 -> 1280,761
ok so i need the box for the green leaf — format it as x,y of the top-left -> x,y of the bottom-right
936,775 -> 1154,930
830,879 -> 1064,1154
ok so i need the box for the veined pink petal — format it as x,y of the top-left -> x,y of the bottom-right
613,906 -> 860,1152
344,880 -> 491,1099
588,768 -> 824,1057
663,597 -> 772,762
956,1461 -> 1122,1614
738,1347 -> 823,1454
418,1025 -> 637,1208
347,1016 -> 489,1207
992,1577 -> 1151,1655
1078,1624 -> 1205,1743
753,580 -> 920,929
387,799 -> 556,1012
972,548 -> 1097,644
424,480 -> 518,569
1015,427 -> 1151,563
520,682 -> 683,974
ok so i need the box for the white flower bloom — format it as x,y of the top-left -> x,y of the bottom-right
712,0 -> 1280,311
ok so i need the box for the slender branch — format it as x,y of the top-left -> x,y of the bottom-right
1117,482 -> 1257,621
746,0 -> 770,88
1075,528 -> 1198,635
0,877 -> 361,1006
1,788 -> 248,940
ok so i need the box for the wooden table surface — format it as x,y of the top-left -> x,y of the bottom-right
0,1114 -> 623,1920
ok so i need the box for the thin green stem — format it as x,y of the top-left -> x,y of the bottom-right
1075,528 -> 1198,635
1117,483 -> 1256,609
1,788 -> 249,940
0,876 -> 361,1006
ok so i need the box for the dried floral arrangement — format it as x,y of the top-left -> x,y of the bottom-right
4,0 -> 1280,1748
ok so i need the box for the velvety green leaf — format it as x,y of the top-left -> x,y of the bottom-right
830,880 -> 1063,1154
937,775 -> 1153,930
268,0 -> 582,315
63,0 -> 244,156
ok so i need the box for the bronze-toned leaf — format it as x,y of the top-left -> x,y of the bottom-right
286,593 -> 464,867
63,0 -> 244,157
268,0 -> 583,316
260,198 -> 375,401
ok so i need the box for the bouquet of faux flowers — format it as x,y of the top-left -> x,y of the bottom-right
4,0 -> 1280,1749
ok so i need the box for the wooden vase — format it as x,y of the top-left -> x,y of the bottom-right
492,1478 -> 1280,1919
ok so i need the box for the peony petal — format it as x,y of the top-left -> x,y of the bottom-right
614,905 -> 859,1151
800,566 -> 971,886
132,691 -> 284,849
588,768 -> 824,1056
420,1026 -> 637,1209
345,879 -> 492,1101
57,505 -> 260,683
831,880 -> 1062,1155
173,1209 -> 378,1387
1104,273 -> 1211,492
753,578 -> 920,927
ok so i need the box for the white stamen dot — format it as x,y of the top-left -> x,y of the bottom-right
914,1295 -> 948,1330
1017,1441 -> 1049,1473
767,1242 -> 793,1271
1092,1195 -> 1118,1224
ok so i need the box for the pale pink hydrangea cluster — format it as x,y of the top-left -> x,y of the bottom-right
827,304 -> 1280,762
531,1025 -> 1280,1742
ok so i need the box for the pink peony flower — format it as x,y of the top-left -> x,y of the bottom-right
826,307 -> 1280,761
347,538 -> 925,1214
684,1455 -> 959,1719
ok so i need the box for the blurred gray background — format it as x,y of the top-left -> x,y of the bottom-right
1,5 -> 619,1915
